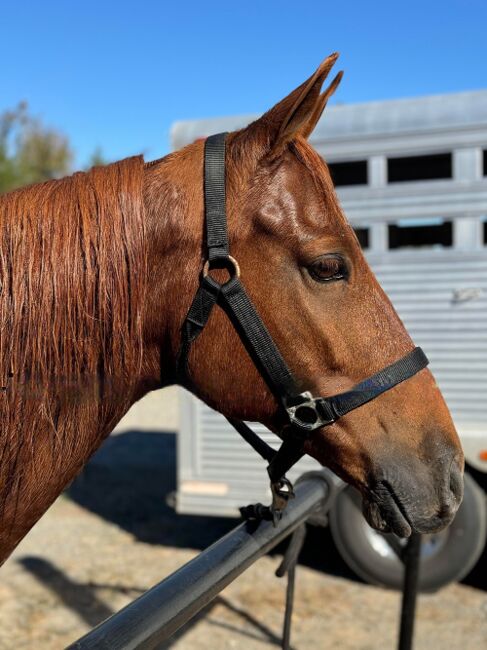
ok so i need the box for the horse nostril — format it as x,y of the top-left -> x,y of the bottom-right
448,459 -> 464,504
435,457 -> 464,521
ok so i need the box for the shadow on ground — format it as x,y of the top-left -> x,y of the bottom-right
67,429 -> 486,592
18,557 -> 144,628
18,556 -> 286,648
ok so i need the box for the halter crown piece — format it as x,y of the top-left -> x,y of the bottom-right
177,133 -> 429,523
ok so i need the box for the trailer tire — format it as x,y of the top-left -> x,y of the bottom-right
329,472 -> 486,592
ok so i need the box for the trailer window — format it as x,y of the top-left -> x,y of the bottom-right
483,218 -> 487,245
328,160 -> 368,186
387,153 -> 452,183
388,219 -> 452,249
483,150 -> 487,176
353,227 -> 369,249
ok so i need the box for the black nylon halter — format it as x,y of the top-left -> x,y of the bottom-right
177,132 -> 429,516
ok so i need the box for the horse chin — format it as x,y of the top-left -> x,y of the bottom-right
362,494 -> 412,539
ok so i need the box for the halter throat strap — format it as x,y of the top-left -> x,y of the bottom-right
177,132 -> 429,487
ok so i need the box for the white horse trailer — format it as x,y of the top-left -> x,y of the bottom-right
170,90 -> 487,589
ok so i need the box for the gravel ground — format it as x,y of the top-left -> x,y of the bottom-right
0,425 -> 485,650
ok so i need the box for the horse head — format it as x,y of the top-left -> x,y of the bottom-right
147,54 -> 464,537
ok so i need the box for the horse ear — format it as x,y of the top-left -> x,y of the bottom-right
299,71 -> 344,139
236,53 -> 341,159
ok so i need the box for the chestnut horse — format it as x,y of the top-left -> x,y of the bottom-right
0,54 -> 463,564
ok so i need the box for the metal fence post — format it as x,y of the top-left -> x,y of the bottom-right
398,533 -> 422,650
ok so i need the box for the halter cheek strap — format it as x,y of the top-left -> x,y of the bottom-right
177,132 -> 429,520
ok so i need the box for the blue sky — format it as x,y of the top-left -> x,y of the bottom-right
2,1 -> 485,167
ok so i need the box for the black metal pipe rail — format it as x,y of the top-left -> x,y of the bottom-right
70,470 -> 339,650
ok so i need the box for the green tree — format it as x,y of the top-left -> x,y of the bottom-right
87,146 -> 108,168
0,102 -> 73,194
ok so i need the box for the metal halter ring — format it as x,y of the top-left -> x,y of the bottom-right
203,255 -> 241,280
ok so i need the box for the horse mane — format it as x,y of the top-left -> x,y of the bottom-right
0,158 -> 147,528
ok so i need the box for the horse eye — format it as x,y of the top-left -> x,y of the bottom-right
308,255 -> 348,283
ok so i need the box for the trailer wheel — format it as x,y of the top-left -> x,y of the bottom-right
329,472 -> 486,592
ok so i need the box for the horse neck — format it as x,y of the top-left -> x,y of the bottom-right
140,143 -> 207,389
0,144 -> 205,564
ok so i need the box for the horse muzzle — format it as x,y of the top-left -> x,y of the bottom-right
362,452 -> 464,538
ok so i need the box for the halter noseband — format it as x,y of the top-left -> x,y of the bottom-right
177,133 -> 428,521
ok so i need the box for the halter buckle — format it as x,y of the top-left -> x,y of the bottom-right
285,392 -> 337,432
